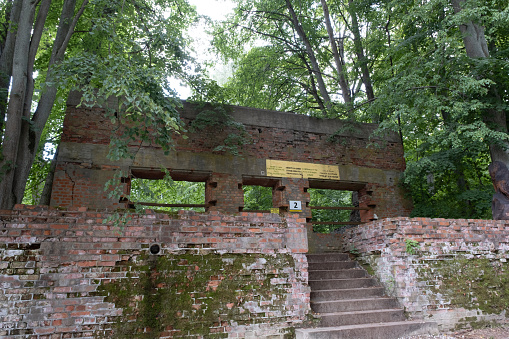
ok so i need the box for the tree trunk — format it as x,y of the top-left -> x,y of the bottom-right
0,0 -> 37,209
12,0 -> 85,206
0,0 -> 86,209
0,0 -> 22,139
320,0 -> 351,105
347,0 -> 375,120
450,0 -> 509,165
297,53 -> 326,112
39,145 -> 58,205
450,0 -> 489,58
285,0 -> 331,116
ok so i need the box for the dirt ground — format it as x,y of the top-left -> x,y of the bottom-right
404,325 -> 509,339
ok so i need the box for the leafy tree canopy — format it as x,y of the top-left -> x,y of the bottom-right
0,0 -> 199,208
208,0 -> 509,219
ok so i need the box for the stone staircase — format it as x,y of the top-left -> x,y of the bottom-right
296,253 -> 438,339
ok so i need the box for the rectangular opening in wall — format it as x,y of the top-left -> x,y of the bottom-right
242,186 -> 273,212
241,177 -> 279,212
129,169 -> 208,212
308,188 -> 363,233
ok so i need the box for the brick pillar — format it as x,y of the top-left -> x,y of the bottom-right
358,184 -> 376,222
275,178 -> 311,220
206,173 -> 243,214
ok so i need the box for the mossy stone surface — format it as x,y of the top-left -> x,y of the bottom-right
96,253 -> 298,338
421,256 -> 509,315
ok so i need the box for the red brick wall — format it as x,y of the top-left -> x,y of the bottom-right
0,205 -> 310,338
60,105 -> 406,172
206,173 -> 244,214
342,218 -> 509,330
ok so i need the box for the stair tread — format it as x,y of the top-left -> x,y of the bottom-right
318,308 -> 404,316
309,277 -> 375,282
312,287 -> 383,293
311,297 -> 394,304
296,320 -> 435,332
303,253 -> 438,337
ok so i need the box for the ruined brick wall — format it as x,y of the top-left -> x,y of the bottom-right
60,103 -> 406,173
342,218 -> 509,331
0,205 -> 310,338
52,95 -> 411,221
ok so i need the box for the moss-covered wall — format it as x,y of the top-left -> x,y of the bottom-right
96,253 -> 304,338
342,217 -> 509,331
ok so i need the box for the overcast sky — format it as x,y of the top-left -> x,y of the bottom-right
172,0 -> 235,99
188,0 -> 235,21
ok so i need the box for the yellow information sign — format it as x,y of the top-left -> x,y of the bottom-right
266,159 -> 340,180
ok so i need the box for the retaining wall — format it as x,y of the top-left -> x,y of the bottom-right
342,217 -> 509,331
0,205 -> 310,338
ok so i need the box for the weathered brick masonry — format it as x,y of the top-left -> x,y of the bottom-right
0,205 -> 309,338
342,218 -> 509,330
51,93 -> 412,253
1,94 -> 420,337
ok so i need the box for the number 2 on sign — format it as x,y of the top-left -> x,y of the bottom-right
289,201 -> 302,212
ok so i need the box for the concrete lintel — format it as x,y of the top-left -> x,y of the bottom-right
58,142 -> 400,187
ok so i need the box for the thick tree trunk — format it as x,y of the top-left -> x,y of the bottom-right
450,0 -> 509,165
450,0 -> 489,58
0,0 -> 86,209
320,0 -> 351,105
12,0 -> 85,206
0,0 -> 37,209
285,0 -> 331,116
0,0 -> 22,138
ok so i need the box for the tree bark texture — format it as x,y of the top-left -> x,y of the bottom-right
0,0 -> 37,208
0,0 -> 87,209
12,0 -> 86,207
0,0 -> 22,139
347,0 -> 375,120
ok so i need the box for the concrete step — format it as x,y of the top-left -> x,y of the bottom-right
304,253 -> 438,338
308,261 -> 357,271
295,320 -> 439,339
318,308 -> 406,327
309,277 -> 377,290
311,287 -> 385,302
311,297 -> 400,313
307,253 -> 350,263
309,269 -> 366,280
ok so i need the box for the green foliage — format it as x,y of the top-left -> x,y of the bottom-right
207,0 -> 508,219
243,185 -> 273,210
190,103 -> 251,155
368,0 -> 509,219
9,0 -> 200,206
402,150 -> 493,219
405,239 -> 419,255
130,178 -> 206,212
309,189 -> 353,233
